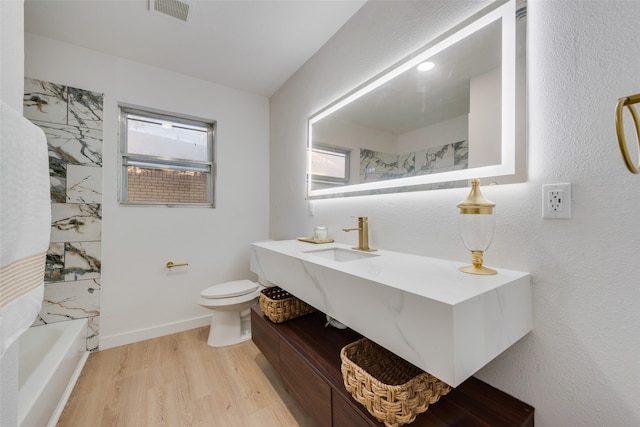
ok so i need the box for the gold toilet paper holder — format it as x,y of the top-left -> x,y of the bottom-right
166,261 -> 188,268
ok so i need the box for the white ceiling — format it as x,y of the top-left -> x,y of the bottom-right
24,0 -> 367,97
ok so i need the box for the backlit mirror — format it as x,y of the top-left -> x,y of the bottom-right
307,0 -> 526,199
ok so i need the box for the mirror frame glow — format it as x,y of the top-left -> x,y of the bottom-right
307,0 -> 521,199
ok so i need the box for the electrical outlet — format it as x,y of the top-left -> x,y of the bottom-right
542,183 -> 571,219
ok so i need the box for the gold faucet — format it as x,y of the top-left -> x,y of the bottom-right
342,217 -> 377,252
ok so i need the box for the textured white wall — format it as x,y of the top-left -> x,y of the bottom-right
0,0 -> 24,111
270,1 -> 640,425
24,34 -> 270,348
1,1 -> 24,425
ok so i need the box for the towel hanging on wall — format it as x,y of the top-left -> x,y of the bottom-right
0,100 -> 51,358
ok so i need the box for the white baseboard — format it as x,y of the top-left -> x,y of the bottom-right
99,315 -> 211,350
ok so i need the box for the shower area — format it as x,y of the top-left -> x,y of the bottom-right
18,78 -> 103,426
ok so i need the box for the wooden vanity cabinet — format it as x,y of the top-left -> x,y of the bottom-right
332,390 -> 373,427
280,342 -> 332,427
250,305 -> 280,373
250,304 -> 534,427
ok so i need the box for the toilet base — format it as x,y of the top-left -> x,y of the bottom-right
206,308 -> 252,347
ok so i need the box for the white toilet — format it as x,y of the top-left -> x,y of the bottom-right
198,279 -> 263,347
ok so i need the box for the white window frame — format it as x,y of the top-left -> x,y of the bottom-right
310,143 -> 351,186
118,105 -> 216,207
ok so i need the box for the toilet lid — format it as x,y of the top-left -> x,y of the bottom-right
201,280 -> 259,299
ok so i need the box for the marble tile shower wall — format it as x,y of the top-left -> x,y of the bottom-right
359,140 -> 469,188
23,78 -> 103,351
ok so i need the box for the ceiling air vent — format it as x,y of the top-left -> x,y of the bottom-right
149,0 -> 192,23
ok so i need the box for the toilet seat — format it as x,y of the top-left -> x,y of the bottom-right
198,279 -> 262,347
201,280 -> 259,299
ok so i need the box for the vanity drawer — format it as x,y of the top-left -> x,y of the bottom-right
333,390 -> 376,427
280,342 -> 332,427
250,305 -> 280,374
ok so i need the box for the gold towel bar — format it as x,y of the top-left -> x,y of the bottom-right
166,261 -> 188,268
615,93 -> 640,174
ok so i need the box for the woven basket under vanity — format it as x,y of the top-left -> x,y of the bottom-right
259,286 -> 315,323
340,338 -> 452,427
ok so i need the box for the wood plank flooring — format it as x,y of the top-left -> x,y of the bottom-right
57,326 -> 316,427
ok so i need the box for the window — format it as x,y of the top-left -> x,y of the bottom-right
119,106 -> 215,207
310,144 -> 350,185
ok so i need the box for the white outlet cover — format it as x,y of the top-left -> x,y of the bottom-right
542,183 -> 571,219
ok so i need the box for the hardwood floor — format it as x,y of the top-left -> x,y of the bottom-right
57,326 -> 316,427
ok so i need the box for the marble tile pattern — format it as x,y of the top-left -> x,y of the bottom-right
44,243 -> 65,282
64,241 -> 101,281
24,78 -> 103,350
67,86 -> 103,130
66,165 -> 102,203
50,203 -> 102,242
24,78 -> 69,124
35,121 -> 102,166
250,240 -> 532,388
360,149 -> 404,182
86,316 -> 100,352
39,279 -> 101,324
359,140 -> 469,183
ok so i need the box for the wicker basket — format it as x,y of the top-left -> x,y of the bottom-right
340,338 -> 452,427
259,286 -> 315,323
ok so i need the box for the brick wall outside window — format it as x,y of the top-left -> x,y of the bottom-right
127,167 -> 208,203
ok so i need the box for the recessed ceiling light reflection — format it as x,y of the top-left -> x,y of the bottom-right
417,61 -> 435,71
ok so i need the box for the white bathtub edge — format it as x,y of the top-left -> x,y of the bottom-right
46,350 -> 89,427
18,318 -> 88,427
99,315 -> 211,350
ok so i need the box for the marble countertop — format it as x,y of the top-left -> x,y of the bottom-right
250,239 -> 532,387
252,239 -> 529,306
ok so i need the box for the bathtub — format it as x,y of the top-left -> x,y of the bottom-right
18,319 -> 89,427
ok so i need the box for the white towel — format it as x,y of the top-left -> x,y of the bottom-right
0,100 -> 51,358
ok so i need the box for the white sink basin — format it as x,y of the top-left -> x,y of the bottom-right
305,247 -> 379,262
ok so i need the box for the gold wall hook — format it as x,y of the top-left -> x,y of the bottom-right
166,261 -> 188,268
615,93 -> 640,174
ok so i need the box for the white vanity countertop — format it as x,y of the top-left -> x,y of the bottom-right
250,239 -> 532,387
252,239 -> 529,306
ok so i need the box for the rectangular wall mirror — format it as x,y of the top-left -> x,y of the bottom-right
307,0 -> 527,199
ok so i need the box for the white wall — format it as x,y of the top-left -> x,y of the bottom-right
314,118 -> 395,153
0,0 -> 24,111
468,67 -> 501,168
1,2 -> 24,424
396,114 -> 468,153
270,1 -> 640,425
24,34 -> 270,348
